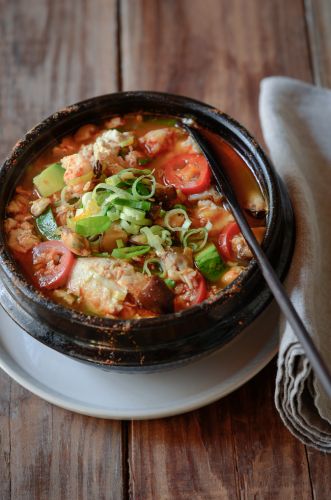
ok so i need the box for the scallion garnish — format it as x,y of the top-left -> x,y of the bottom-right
111,245 -> 151,259
164,208 -> 191,232
143,258 -> 165,277
182,227 -> 208,252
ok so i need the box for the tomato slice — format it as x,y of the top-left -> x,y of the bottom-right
174,272 -> 207,311
217,222 -> 241,262
32,241 -> 75,290
164,154 -> 211,195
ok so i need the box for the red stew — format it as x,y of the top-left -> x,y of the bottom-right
4,114 -> 267,318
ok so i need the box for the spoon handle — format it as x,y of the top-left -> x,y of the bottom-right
186,125 -> 331,399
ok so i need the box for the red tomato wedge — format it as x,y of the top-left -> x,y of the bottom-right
174,272 -> 207,311
218,222 -> 240,262
164,154 -> 211,194
32,241 -> 75,290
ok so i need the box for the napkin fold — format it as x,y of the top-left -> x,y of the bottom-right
259,77 -> 331,452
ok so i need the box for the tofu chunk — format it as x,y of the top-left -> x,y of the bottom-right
67,257 -> 148,316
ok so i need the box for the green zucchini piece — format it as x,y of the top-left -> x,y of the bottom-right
143,116 -> 178,127
33,162 -> 65,197
35,207 -> 60,240
194,243 -> 226,282
75,216 -> 111,237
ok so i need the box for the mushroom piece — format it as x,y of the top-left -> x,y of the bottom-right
154,183 -> 177,209
244,193 -> 267,219
138,276 -> 174,314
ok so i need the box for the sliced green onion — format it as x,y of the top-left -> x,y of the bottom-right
116,239 -> 124,248
164,278 -> 176,288
174,204 -> 187,212
106,206 -> 121,222
75,215 -> 111,237
137,158 -> 151,166
119,206 -> 151,225
122,167 -> 152,176
104,174 -> 123,187
132,174 -> 156,200
120,220 -> 141,235
143,258 -> 166,277
111,245 -> 150,259
120,213 -> 152,226
92,182 -> 113,198
107,185 -> 134,199
140,227 -> 163,253
149,225 -> 172,247
105,168 -> 151,187
164,208 -> 192,232
112,198 -> 151,211
81,191 -> 93,208
182,228 -> 208,252
95,190 -> 110,206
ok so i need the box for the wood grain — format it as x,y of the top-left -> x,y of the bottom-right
305,0 -> 331,87
120,0 -> 319,498
129,364 -> 314,500
0,1 -> 124,499
0,372 -> 11,500
129,399 -> 239,499
228,363 -> 312,499
121,0 -> 312,140
0,0 -> 331,499
0,0 -> 118,158
305,446 -> 331,500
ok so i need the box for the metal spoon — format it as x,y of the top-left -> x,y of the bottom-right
184,123 -> 331,399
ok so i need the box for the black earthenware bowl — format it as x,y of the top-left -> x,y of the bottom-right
0,92 -> 294,372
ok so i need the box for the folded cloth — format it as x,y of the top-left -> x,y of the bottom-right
259,76 -> 331,452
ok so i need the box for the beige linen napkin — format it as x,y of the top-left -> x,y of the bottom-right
259,76 -> 331,452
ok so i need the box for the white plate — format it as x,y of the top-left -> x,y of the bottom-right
0,303 -> 279,419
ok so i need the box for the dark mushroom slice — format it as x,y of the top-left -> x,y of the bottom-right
244,194 -> 268,221
138,275 -> 174,314
154,183 -> 177,209
231,234 -> 253,262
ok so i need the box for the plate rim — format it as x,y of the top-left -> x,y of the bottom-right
0,308 -> 278,419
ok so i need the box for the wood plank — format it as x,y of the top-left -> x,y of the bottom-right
121,1 -> 315,498
304,0 -> 331,87
305,447 -> 331,500
0,0 -> 118,158
0,1 -> 124,499
9,386 -> 125,500
129,399 -> 239,499
129,364 -> 313,500
0,372 -> 11,500
228,362 -> 312,499
121,0 -> 312,140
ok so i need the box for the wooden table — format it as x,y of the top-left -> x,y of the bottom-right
1,1 -> 331,498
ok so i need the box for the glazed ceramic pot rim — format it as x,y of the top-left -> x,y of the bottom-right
0,91 -> 278,331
